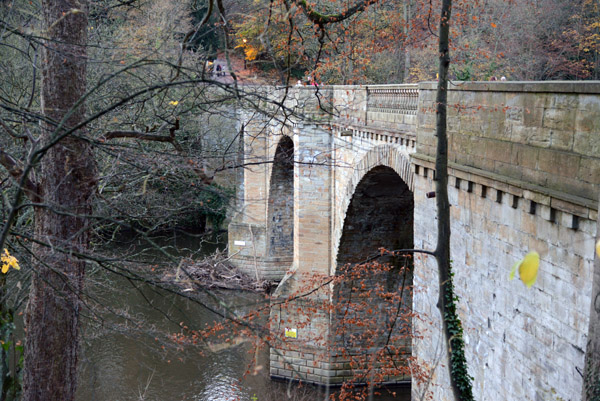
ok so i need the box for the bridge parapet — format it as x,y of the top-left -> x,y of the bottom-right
327,84 -> 418,134
367,85 -> 419,114
414,81 -> 600,221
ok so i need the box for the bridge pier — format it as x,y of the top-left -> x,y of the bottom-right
227,110 -> 295,281
267,123 -> 415,386
227,108 -> 345,383
267,118 -> 337,384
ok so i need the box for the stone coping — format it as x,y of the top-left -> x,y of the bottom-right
418,81 -> 600,93
412,153 -> 598,219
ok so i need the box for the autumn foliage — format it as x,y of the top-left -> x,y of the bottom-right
231,0 -> 599,84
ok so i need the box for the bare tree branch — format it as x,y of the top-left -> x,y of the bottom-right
0,148 -> 39,201
291,0 -> 376,25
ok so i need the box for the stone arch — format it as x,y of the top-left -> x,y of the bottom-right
267,135 -> 294,258
331,148 -> 414,382
336,165 -> 413,267
333,145 -> 414,270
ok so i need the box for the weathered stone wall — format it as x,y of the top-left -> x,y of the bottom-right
416,81 -> 600,205
412,81 -> 599,401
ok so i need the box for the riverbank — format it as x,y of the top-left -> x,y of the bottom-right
164,249 -> 271,292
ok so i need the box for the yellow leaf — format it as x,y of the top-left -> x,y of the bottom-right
596,240 -> 600,258
510,251 -> 539,289
169,100 -> 179,106
1,249 -> 20,273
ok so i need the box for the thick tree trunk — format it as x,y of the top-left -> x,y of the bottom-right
22,1 -> 95,401
583,197 -> 600,401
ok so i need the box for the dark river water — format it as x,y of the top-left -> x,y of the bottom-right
75,231 -> 411,401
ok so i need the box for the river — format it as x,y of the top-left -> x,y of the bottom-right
75,231 -> 411,401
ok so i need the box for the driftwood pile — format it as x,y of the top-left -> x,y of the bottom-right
166,250 -> 270,292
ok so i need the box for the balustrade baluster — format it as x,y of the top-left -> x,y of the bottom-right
365,85 -> 418,114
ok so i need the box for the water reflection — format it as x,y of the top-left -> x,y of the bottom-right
76,232 -> 410,401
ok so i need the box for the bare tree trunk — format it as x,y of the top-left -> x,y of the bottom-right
583,195 -> 600,401
434,0 -> 474,399
22,1 -> 95,400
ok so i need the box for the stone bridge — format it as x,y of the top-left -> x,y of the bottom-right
227,82 -> 600,400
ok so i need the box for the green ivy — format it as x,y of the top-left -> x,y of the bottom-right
196,184 -> 232,230
584,357 -> 600,401
443,270 -> 474,401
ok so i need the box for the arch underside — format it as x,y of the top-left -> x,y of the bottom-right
334,144 -> 414,270
337,165 -> 413,265
267,135 -> 294,259
332,160 -> 414,384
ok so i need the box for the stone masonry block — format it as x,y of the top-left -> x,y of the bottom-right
542,107 -> 576,131
539,204 -> 555,223
578,157 -> 600,188
573,130 -> 600,158
494,161 -> 524,180
484,139 -> 513,163
511,125 -> 551,148
522,190 -> 551,206
549,130 -> 574,151
560,212 -> 579,230
537,148 -> 580,178
551,198 -> 589,218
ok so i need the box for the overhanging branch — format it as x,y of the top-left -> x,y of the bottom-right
103,119 -> 182,151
